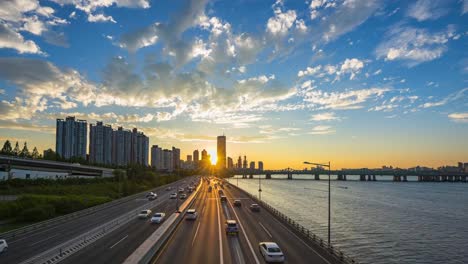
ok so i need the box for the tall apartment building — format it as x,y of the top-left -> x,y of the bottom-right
193,150 -> 199,162
258,161 -> 264,171
89,122 -> 113,165
151,145 -> 164,169
172,147 -> 180,169
217,135 -> 226,169
163,149 -> 173,172
237,156 -> 242,168
227,157 -> 234,169
249,161 -> 255,170
56,116 -> 87,160
243,156 -> 248,169
111,127 -> 149,166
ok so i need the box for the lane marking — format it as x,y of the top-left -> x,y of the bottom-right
215,190 -> 225,264
226,197 -> 260,264
109,234 -> 128,249
191,222 -> 201,247
29,234 -> 58,246
258,222 -> 273,238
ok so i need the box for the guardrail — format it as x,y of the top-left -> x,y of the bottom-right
229,182 -> 359,264
19,197 -> 164,264
0,178 -> 187,241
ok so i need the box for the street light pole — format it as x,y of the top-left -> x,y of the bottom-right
304,161 -> 331,247
258,175 -> 262,200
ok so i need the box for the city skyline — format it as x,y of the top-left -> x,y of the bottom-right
0,0 -> 467,170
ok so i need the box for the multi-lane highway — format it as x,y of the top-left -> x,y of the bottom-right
0,177 -> 197,264
154,177 -> 335,264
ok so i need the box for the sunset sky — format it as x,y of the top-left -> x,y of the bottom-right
0,0 -> 467,169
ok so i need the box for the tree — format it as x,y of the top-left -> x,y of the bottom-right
19,142 -> 30,158
31,147 -> 39,159
43,149 -> 57,161
13,142 -> 20,156
1,140 -> 12,155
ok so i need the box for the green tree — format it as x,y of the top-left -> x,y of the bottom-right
43,149 -> 57,161
1,140 -> 12,155
31,147 -> 39,159
13,142 -> 20,156
19,142 -> 30,158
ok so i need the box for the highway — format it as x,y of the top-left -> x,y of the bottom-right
154,177 -> 335,264
0,177 -> 197,264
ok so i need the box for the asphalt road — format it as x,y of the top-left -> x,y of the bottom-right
0,177 -> 196,264
153,177 -> 334,264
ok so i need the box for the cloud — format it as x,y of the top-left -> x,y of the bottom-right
464,0 -> 468,14
310,112 -> 339,121
0,120 -> 54,133
266,9 -> 297,36
301,87 -> 390,110
448,112 -> 468,123
420,87 -> 467,108
406,0 -> 450,21
297,58 -> 365,80
308,125 -> 335,135
340,58 -> 364,80
375,24 -> 457,65
298,66 -> 321,77
0,22 -> 43,54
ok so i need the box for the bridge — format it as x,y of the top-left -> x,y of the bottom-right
228,168 -> 468,182
0,155 -> 114,179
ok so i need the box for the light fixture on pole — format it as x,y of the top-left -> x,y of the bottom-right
304,161 -> 331,247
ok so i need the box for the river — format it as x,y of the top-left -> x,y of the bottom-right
228,175 -> 468,264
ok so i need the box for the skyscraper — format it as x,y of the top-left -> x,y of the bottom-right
237,156 -> 242,168
89,121 -> 112,165
250,161 -> 255,170
243,155 -> 248,169
193,149 -> 199,162
258,161 -> 264,171
56,116 -> 87,160
227,157 -> 234,169
217,135 -> 226,169
112,127 -> 149,166
187,155 -> 193,162
163,149 -> 173,172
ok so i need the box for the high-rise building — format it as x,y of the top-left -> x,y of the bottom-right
172,147 -> 180,169
217,135 -> 226,169
193,149 -> 199,162
187,155 -> 193,162
56,116 -> 87,160
249,161 -> 255,170
227,157 -> 234,169
163,149 -> 173,172
89,122 -> 113,165
151,145 -> 163,169
112,127 -> 149,166
243,155 -> 248,169
131,128 -> 149,166
258,161 -> 264,171
237,156 -> 242,168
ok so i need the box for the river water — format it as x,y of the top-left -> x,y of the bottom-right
228,175 -> 468,264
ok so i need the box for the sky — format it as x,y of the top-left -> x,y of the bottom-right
0,0 -> 467,170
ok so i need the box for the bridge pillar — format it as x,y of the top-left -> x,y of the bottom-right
402,175 -> 407,182
314,174 -> 320,180
266,173 -> 271,179
455,176 -> 461,182
462,176 -> 467,182
360,175 -> 366,181
393,175 -> 399,182
372,175 -> 376,181
367,175 -> 371,181
287,172 -> 293,180
448,176 -> 454,182
337,174 -> 342,181
249,174 -> 253,179
343,175 -> 347,181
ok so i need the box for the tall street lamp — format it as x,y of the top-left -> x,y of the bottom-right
304,161 -> 331,247
258,175 -> 262,200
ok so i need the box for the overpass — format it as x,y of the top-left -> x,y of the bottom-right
228,168 -> 468,182
0,155 -> 114,179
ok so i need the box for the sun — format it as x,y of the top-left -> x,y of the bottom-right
209,150 -> 217,165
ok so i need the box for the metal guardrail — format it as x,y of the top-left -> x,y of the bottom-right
19,198 -> 163,264
229,183 -> 359,264
0,178 -> 187,241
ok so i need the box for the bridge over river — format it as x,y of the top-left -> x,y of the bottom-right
228,168 -> 468,182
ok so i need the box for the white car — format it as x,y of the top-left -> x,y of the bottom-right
185,209 -> 197,220
259,242 -> 285,263
148,193 -> 157,200
0,239 -> 7,253
170,193 -> 177,199
178,188 -> 184,193
138,209 -> 152,219
151,212 -> 166,223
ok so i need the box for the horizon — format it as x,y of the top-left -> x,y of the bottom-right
1,0 -> 467,170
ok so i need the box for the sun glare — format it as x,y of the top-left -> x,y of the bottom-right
209,150 -> 217,165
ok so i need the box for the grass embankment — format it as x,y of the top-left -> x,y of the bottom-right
0,173 -> 189,233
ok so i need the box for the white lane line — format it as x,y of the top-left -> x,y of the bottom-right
191,222 -> 201,247
227,199 -> 260,264
29,234 -> 58,246
109,234 -> 128,249
258,222 -> 273,238
216,192 -> 225,264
